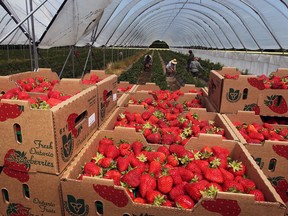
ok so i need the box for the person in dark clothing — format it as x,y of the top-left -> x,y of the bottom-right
144,54 -> 152,71
186,50 -> 194,72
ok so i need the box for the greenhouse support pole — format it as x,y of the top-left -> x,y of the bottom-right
29,0 -> 38,71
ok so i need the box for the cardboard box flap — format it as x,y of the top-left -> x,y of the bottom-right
53,78 -> 84,95
9,68 -> 59,81
270,68 -> 288,77
215,67 -> 242,76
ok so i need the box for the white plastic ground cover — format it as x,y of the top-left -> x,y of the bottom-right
174,48 -> 288,76
0,0 -> 288,50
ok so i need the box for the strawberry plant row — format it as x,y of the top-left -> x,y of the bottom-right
150,51 -> 168,90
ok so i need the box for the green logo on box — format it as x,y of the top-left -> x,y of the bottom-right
64,195 -> 89,216
61,133 -> 74,162
226,88 -> 241,103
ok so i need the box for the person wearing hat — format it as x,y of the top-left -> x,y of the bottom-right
189,57 -> 203,77
166,59 -> 177,77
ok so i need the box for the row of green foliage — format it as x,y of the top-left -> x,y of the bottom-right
117,51 -> 152,83
150,51 -> 168,90
0,46 -> 141,77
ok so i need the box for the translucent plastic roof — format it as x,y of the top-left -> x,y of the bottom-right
1,0 -> 288,50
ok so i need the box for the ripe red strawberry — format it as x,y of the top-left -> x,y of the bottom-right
104,170 -> 121,185
145,190 -> 165,205
46,97 -> 62,107
148,160 -> 162,178
222,180 -> 244,193
161,133 -> 175,145
121,168 -> 142,188
247,77 -> 265,90
272,144 -> 288,159
158,174 -> 174,194
249,189 -> 265,201
133,197 -> 146,204
204,167 -> 224,184
116,157 -> 130,172
146,151 -> 166,163
212,146 -> 230,158
139,173 -> 157,198
169,144 -> 187,158
131,141 -> 143,155
248,131 -> 265,142
219,167 -> 234,181
175,195 -> 194,209
119,142 -> 131,156
104,145 -> 120,159
83,162 -> 101,176
141,111 -> 152,120
169,182 -> 186,201
98,137 -> 113,154
157,146 -> 171,156
93,184 -> 129,207
184,180 -> 209,201
186,161 -> 202,174
99,157 -> 115,168
238,178 -> 256,193
167,154 -> 179,167
146,132 -> 161,144
202,198 -> 241,215
264,95 -> 287,114
178,167 -> 194,182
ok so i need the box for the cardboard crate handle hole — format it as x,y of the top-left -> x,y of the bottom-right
75,111 -> 88,128
95,201 -> 103,215
14,123 -> 22,144
1,188 -> 9,203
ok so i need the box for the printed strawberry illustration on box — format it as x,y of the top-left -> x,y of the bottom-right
6,203 -> 30,216
93,184 -> 129,207
202,199 -> 241,216
3,149 -> 30,182
264,95 -> 287,114
0,103 -> 23,122
272,144 -> 288,159
269,176 -> 288,203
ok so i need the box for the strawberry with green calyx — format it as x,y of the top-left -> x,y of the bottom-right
167,154 -> 179,167
148,160 -> 162,178
93,184 -> 129,207
146,151 -> 166,163
118,142 -> 131,156
228,160 -> 246,176
202,198 -> 241,216
184,180 -> 209,202
222,180 -> 244,193
264,95 -> 287,114
201,184 -> 222,198
83,162 -> 102,176
99,157 -> 116,169
219,167 -> 235,181
121,167 -> 142,188
145,190 -> 165,205
204,161 -> 224,184
175,195 -> 195,209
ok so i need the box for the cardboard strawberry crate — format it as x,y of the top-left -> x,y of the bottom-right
0,170 -> 63,215
222,111 -> 288,209
100,105 -> 238,142
116,81 -> 136,99
82,70 -> 118,127
208,67 -> 288,117
0,79 -> 98,175
60,127 -> 286,216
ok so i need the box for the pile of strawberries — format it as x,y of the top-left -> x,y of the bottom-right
115,110 -> 226,145
233,122 -> 288,144
82,74 -> 102,84
0,76 -> 73,108
78,138 -> 265,209
117,85 -> 133,93
248,74 -> 288,90
125,89 -> 203,110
